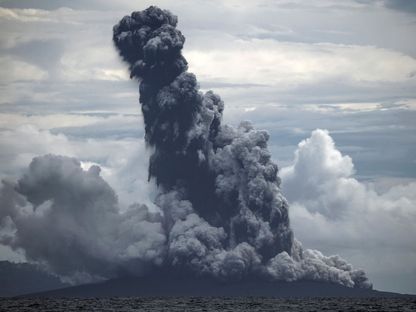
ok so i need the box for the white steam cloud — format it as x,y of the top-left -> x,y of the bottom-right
281,129 -> 416,286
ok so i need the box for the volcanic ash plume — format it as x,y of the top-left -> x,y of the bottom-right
111,6 -> 370,288
0,6 -> 371,288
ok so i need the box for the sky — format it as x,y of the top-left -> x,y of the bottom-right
0,0 -> 415,294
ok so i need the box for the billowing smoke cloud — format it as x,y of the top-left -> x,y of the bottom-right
0,6 -> 371,288
0,155 -> 165,284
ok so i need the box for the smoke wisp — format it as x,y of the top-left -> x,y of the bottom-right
0,6 -> 371,288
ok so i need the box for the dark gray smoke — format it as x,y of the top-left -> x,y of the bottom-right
0,6 -> 371,288
111,6 -> 370,288
113,5 -> 292,270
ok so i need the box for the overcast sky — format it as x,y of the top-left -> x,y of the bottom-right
0,0 -> 415,293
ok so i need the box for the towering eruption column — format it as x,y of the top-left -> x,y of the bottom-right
113,6 -> 370,287
113,5 -> 293,268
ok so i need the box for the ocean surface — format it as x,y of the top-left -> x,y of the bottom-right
1,297 -> 415,311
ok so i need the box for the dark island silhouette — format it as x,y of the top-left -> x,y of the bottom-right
19,275 -> 411,298
1,262 -> 411,298
0,261 -> 68,297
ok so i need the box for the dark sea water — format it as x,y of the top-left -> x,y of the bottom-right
1,297 -> 415,312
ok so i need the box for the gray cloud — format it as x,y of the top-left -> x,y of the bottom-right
0,155 -> 166,284
7,39 -> 64,71
383,0 -> 416,14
